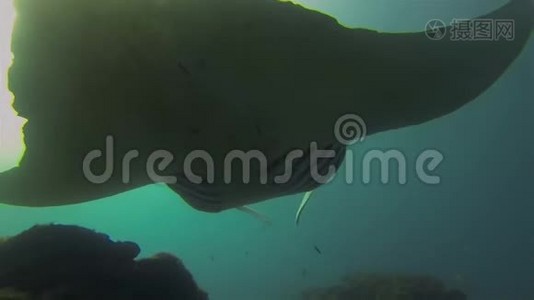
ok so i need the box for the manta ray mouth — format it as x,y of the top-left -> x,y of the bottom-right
170,143 -> 347,213
271,142 -> 348,194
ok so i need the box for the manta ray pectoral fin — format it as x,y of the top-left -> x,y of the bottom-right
0,165 -> 129,207
0,167 -> 27,206
236,206 -> 272,226
347,0 -> 533,134
295,191 -> 314,226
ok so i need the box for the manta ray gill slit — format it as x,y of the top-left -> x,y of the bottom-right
0,0 -> 25,172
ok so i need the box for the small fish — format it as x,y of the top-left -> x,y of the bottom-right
255,125 -> 263,136
314,245 -> 322,255
178,61 -> 191,76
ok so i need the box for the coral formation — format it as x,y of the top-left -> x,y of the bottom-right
302,272 -> 466,300
0,225 -> 208,299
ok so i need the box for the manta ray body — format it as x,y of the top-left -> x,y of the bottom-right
0,0 -> 532,214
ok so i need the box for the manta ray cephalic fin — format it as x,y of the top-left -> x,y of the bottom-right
295,191 -> 314,226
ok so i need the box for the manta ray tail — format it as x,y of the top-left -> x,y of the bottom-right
237,206 -> 272,226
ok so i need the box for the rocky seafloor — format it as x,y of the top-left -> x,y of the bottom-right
0,224 -> 208,300
301,272 -> 467,300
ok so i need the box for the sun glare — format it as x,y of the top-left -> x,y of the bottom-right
0,0 -> 25,172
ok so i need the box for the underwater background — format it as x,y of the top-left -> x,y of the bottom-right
0,0 -> 532,299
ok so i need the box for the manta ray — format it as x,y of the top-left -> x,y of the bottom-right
0,0 -> 532,221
